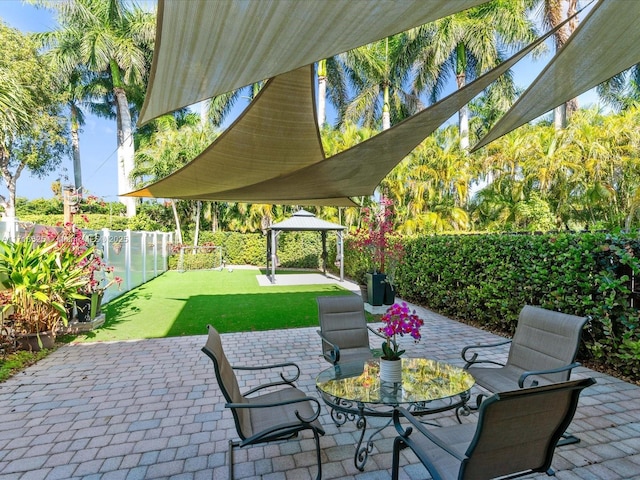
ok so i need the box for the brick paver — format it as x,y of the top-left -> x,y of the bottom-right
1,296 -> 639,479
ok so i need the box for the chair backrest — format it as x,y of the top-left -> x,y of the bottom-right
201,325 -> 251,438
317,295 -> 370,352
507,305 -> 588,382
461,377 -> 595,480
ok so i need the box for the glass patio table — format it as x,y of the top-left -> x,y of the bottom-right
316,357 -> 475,471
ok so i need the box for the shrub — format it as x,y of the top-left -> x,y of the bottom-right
386,231 -> 640,381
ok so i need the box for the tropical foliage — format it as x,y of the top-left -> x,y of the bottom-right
0,22 -> 68,218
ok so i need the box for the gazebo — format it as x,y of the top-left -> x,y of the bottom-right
267,210 -> 345,284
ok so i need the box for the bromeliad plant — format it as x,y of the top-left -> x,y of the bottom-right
379,302 -> 424,360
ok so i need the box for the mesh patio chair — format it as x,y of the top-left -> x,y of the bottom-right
316,295 -> 386,365
201,325 -> 325,480
460,305 -> 589,444
391,377 -> 596,480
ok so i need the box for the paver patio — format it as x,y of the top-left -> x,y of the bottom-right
1,299 -> 640,479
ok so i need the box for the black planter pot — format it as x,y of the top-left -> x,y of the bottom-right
366,272 -> 387,306
75,298 -> 92,322
383,283 -> 395,305
76,293 -> 103,322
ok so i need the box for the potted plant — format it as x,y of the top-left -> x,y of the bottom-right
76,235 -> 122,322
0,231 -> 90,350
378,302 -> 424,382
352,196 -> 403,305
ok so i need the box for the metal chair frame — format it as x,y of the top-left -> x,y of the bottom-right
201,325 -> 325,479
392,378 -> 596,480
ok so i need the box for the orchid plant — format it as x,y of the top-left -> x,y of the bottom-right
379,302 -> 424,361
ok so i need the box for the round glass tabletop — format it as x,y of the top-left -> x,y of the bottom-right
316,357 -> 475,406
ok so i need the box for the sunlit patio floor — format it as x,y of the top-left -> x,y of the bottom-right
1,296 -> 640,479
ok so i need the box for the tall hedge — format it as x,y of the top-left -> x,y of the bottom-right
169,230 -> 338,271
346,232 -> 640,381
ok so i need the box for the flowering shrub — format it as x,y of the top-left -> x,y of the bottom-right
379,302 -> 424,360
44,223 -> 122,296
351,196 -> 403,280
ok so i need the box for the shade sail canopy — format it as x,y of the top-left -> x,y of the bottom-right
270,209 -> 344,231
139,0 -> 489,125
474,0 -> 640,151
128,24 -> 551,206
127,66 -> 352,204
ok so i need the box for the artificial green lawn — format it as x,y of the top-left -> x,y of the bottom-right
74,269 -> 354,342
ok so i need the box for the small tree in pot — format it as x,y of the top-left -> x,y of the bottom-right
351,196 -> 403,305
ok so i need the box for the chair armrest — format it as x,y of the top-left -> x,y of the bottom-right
317,330 -> 340,364
233,362 -> 301,395
393,407 -> 465,479
461,339 -> 511,369
226,395 -> 322,424
518,362 -> 581,388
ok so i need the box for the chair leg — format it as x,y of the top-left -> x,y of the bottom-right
313,429 -> 322,480
556,432 -> 580,446
229,439 -> 238,479
391,437 -> 405,480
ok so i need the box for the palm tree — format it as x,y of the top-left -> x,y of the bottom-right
531,0 -> 581,129
33,0 -> 156,217
133,114 -> 216,243
317,57 -> 348,127
341,34 -> 423,130
596,65 -> 640,112
409,0 -> 537,150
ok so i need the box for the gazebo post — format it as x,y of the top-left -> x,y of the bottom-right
338,231 -> 344,282
270,230 -> 277,283
321,231 -> 327,275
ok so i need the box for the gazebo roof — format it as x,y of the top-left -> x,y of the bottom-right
269,210 -> 345,231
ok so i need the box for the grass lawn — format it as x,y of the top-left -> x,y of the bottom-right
73,268 -> 357,343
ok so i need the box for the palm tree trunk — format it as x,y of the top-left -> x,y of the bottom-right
456,45 -> 469,151
317,59 -> 327,126
382,83 -> 391,131
457,75 -> 469,151
0,144 -> 22,218
111,60 -> 136,218
193,200 -> 201,247
70,104 -> 82,191
171,199 -> 183,244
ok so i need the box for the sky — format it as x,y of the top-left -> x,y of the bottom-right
1,0 -> 601,203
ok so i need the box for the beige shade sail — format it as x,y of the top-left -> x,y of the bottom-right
128,23 -> 555,207
188,25 -> 551,202
128,65 -> 332,200
139,0 -> 490,125
474,0 -> 640,151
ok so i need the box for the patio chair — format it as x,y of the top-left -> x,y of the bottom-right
391,377 -> 596,480
460,305 -> 589,444
461,305 -> 589,402
201,325 -> 325,480
316,295 -> 386,365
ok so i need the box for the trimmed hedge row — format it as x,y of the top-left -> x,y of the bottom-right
169,231 -> 338,271
345,232 -> 640,382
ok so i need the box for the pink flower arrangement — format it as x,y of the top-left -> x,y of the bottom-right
379,302 -> 424,360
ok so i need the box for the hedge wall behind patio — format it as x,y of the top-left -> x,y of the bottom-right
345,232 -> 640,382
169,231 -> 337,270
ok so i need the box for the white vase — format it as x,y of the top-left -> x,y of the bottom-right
379,358 -> 403,383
